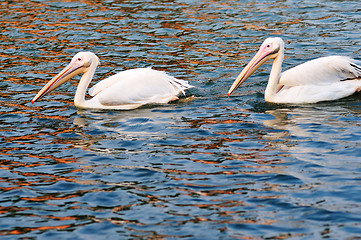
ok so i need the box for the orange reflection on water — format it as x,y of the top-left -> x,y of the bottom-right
0,223 -> 77,236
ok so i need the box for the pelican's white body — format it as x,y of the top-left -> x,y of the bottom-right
32,52 -> 193,110
269,56 -> 361,103
228,37 -> 361,104
79,67 -> 192,110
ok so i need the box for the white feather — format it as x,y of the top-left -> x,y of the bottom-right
88,68 -> 192,106
280,56 -> 361,86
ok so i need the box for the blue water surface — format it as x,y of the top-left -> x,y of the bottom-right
0,0 -> 361,239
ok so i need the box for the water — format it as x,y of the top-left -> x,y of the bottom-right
1,0 -> 361,239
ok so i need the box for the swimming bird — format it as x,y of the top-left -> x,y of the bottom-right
227,37 -> 361,103
31,52 -> 193,110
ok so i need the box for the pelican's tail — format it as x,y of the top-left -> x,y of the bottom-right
167,76 -> 194,95
350,59 -> 361,77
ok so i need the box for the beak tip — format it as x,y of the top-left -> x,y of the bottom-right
227,92 -> 230,97
31,97 -> 37,104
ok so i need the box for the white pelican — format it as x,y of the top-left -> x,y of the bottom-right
227,37 -> 361,103
31,52 -> 193,110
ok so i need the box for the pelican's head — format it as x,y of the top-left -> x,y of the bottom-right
31,52 -> 100,103
227,37 -> 284,96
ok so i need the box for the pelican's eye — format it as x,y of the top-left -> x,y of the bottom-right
77,57 -> 82,61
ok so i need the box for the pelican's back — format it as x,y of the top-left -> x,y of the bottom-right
88,68 -> 192,107
280,56 -> 361,87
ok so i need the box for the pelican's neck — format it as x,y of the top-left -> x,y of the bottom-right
264,49 -> 284,102
74,62 -> 97,108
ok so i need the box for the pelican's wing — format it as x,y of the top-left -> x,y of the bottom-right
88,69 -> 136,97
280,56 -> 361,86
89,68 -> 192,106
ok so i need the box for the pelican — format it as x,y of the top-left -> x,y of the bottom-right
31,52 -> 193,110
227,37 -> 361,103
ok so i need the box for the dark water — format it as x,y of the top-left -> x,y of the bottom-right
1,1 -> 361,239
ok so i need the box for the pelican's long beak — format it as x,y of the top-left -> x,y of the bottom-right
227,48 -> 271,96
31,61 -> 84,103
